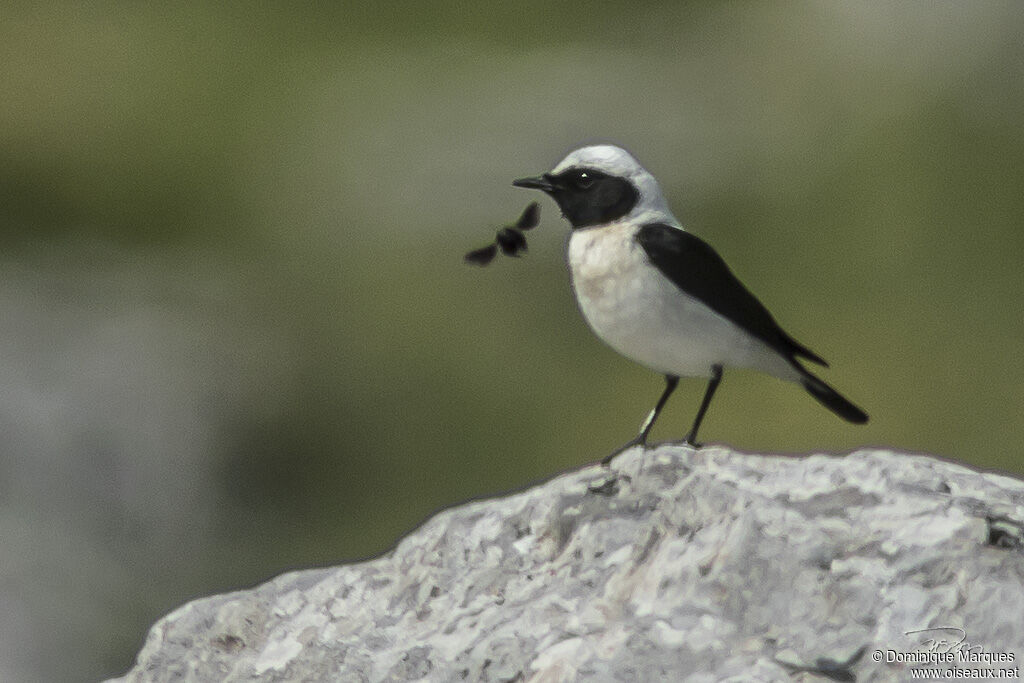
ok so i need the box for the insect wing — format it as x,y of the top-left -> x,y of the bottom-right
464,243 -> 498,265
515,202 -> 540,230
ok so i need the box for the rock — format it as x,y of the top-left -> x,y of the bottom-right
109,446 -> 1024,682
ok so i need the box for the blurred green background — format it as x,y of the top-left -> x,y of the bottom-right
2,2 -> 1022,681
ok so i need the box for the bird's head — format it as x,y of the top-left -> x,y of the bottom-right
513,144 -> 677,229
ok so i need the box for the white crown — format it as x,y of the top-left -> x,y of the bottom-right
551,145 -> 680,227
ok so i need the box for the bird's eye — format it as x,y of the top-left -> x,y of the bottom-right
575,171 -> 595,189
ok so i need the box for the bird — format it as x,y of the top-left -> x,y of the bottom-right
511,144 -> 867,463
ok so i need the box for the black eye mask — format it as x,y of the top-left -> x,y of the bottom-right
546,170 -> 638,229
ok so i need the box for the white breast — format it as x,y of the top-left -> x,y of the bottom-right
567,224 -> 799,381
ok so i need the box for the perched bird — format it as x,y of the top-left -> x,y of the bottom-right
512,145 -> 867,463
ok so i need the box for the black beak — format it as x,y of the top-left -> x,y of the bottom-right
512,174 -> 556,192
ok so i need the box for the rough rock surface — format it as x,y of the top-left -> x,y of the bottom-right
111,446 -> 1024,682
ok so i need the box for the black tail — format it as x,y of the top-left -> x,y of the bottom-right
800,372 -> 868,424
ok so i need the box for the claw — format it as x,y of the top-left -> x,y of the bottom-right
601,436 -> 646,466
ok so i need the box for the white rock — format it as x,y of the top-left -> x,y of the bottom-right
109,446 -> 1024,682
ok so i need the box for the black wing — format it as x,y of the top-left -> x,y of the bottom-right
635,222 -> 827,366
515,202 -> 540,230
464,243 -> 497,265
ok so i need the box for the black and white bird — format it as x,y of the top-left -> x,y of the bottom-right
512,144 -> 867,463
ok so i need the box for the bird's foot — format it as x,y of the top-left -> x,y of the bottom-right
601,435 -> 647,466
667,434 -> 703,449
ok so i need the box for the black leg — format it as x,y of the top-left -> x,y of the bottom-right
602,375 -> 679,465
684,365 -> 722,447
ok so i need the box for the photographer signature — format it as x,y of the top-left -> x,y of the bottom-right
905,627 -> 983,656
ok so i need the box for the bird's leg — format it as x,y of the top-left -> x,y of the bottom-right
683,365 -> 722,447
602,375 -> 679,465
